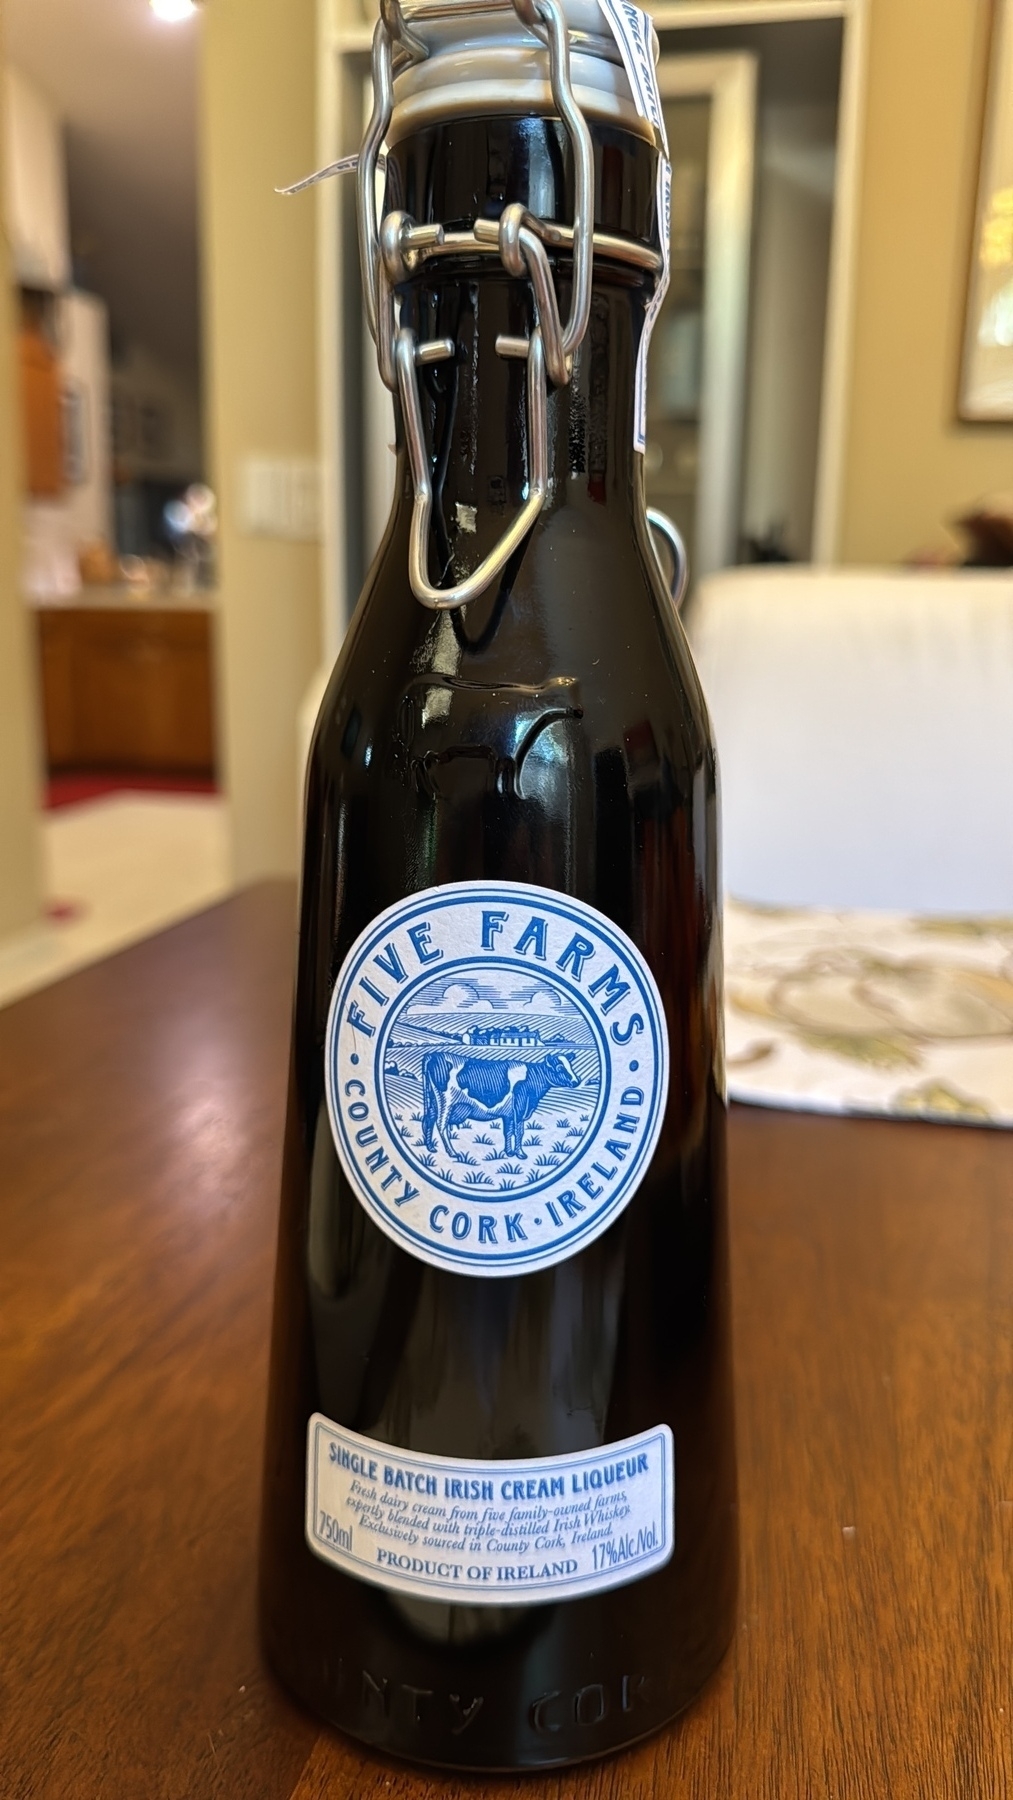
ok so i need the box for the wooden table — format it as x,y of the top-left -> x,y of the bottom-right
2,882 -> 1012,1798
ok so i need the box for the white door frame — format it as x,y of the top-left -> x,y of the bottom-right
810,0 -> 870,561
655,52 -> 757,577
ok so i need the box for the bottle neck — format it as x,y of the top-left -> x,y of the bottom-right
400,268 -> 645,511
385,115 -> 660,575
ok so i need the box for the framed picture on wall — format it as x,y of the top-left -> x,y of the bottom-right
960,0 -> 1013,419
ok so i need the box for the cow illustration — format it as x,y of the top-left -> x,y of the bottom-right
420,1050 -> 579,1162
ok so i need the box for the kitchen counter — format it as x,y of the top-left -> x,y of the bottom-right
31,581 -> 217,611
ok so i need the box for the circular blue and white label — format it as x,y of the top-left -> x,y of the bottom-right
324,880 -> 669,1278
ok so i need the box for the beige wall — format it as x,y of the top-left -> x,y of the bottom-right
200,0 -> 321,883
840,0 -> 1013,563
0,79 -> 41,938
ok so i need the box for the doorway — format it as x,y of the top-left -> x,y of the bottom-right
0,0 -> 229,1007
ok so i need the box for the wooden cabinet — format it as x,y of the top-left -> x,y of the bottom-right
36,606 -> 216,775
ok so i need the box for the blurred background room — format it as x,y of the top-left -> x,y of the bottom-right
0,0 -> 1011,1023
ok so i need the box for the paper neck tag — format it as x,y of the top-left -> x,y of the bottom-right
634,154 -> 672,453
596,0 -> 671,452
597,0 -> 669,157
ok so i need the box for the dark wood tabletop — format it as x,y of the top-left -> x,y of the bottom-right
2,880 -> 1012,1799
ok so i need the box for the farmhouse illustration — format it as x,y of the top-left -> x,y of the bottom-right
460,1024 -> 540,1047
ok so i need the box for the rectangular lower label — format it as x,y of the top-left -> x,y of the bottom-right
306,1415 -> 675,1606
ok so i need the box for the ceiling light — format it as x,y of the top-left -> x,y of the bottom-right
149,0 -> 200,20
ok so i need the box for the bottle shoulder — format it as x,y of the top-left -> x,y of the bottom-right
316,501 -> 713,785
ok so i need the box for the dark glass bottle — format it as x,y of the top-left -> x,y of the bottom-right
260,87 -> 737,1772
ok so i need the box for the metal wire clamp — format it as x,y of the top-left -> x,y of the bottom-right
398,327 -> 549,611
646,508 -> 689,612
356,0 -> 596,610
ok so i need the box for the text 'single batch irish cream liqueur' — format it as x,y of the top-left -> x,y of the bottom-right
260,0 -> 738,1768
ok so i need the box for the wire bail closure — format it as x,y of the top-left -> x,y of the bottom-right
356,0 -> 596,611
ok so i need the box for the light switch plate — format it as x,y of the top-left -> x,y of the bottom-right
238,456 -> 322,541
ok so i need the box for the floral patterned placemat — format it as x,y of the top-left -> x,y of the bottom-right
725,901 -> 1013,1127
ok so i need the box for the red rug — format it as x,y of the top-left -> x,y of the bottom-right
45,773 -> 220,811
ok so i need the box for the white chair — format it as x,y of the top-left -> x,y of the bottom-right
686,566 -> 1013,913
